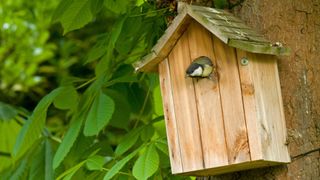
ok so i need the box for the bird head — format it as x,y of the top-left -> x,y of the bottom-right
186,56 -> 213,78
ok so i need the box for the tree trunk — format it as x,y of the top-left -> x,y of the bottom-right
179,0 -> 320,179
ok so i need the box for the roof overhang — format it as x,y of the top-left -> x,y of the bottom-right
134,3 -> 290,72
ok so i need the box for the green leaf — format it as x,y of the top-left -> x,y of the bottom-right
133,144 -> 159,180
103,148 -> 140,180
29,140 -> 51,180
155,140 -> 169,156
9,158 -> 28,180
136,0 -> 145,6
105,75 -> 138,87
115,17 -> 142,55
45,140 -> 54,180
153,118 -> 166,137
0,102 -> 18,121
0,120 -> 21,171
13,88 -> 64,158
90,0 -> 104,15
53,115 -> 85,169
95,17 -> 126,76
214,0 -> 229,9
56,160 -> 87,180
86,34 -> 109,64
84,91 -> 115,136
152,85 -> 163,116
104,0 -> 130,14
140,125 -> 155,142
53,86 -> 78,110
53,0 -> 95,34
114,128 -> 141,156
104,90 -> 131,129
51,0 -> 74,23
86,155 -> 105,171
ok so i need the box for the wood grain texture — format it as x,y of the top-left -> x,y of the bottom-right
168,31 -> 204,171
134,9 -> 192,72
158,58 -> 183,173
179,160 -> 284,176
134,4 -> 291,72
236,49 -> 263,161
212,36 -> 251,164
186,21 -> 229,168
248,53 -> 291,163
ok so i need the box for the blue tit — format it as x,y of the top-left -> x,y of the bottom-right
186,56 -> 214,79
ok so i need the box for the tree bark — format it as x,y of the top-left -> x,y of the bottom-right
207,0 -> 320,179
176,0 -> 320,179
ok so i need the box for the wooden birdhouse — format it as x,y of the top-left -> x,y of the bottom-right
134,3 -> 291,176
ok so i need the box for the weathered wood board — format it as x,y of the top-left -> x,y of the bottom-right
156,15 -> 290,175
212,36 -> 251,164
187,21 -> 229,168
159,58 -> 183,173
167,31 -> 204,172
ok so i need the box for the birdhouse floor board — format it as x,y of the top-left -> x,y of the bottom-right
176,160 -> 288,176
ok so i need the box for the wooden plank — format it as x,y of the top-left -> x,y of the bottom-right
133,8 -> 192,72
158,58 -> 183,173
206,18 -> 252,30
133,52 -> 159,72
229,39 -> 291,56
187,8 -> 229,43
248,53 -> 291,163
187,21 -> 229,168
236,49 -> 263,161
200,12 -> 245,24
178,159 -> 286,176
168,30 -> 204,171
152,9 -> 192,59
217,26 -> 263,38
212,36 -> 251,164
189,4 -> 226,14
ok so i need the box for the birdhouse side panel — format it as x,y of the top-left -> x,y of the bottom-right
245,53 -> 290,163
236,49 -> 264,161
186,21 -> 229,168
167,31 -> 204,172
212,36 -> 251,164
158,58 -> 183,173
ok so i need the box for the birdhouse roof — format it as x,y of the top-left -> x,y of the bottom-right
134,4 -> 290,72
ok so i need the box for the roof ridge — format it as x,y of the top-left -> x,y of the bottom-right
134,4 -> 290,72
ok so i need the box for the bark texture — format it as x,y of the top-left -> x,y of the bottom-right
197,0 -> 320,179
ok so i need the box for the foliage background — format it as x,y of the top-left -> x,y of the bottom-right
4,0 -> 318,179
1,0 -> 179,179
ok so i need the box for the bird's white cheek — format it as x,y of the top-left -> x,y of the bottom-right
190,67 -> 202,76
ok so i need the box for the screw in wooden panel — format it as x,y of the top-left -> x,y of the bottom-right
240,57 -> 249,66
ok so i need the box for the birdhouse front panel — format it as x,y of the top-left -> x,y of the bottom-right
158,21 -> 290,176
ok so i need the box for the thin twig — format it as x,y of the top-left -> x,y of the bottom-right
0,151 -> 11,157
102,168 -> 133,176
129,8 -> 169,17
133,86 -> 151,128
76,77 -> 97,89
291,147 -> 320,161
